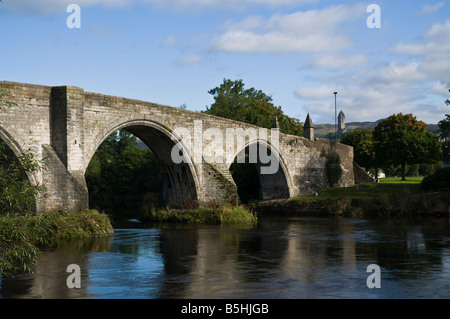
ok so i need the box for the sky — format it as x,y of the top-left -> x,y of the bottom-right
0,0 -> 449,125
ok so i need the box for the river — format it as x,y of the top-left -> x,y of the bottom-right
1,215 -> 450,299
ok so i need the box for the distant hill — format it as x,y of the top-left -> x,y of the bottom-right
314,120 -> 439,138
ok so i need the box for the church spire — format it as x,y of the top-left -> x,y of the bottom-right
304,113 -> 314,141
272,116 -> 280,129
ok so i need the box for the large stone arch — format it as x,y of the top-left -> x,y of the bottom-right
85,119 -> 200,208
228,138 -> 291,201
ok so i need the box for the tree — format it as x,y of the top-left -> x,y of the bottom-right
341,129 -> 377,174
0,91 -> 44,213
326,153 -> 343,187
438,114 -> 450,140
0,90 -> 46,278
0,142 -> 44,213
438,89 -> 450,140
204,79 -> 303,136
85,130 -> 162,211
373,113 -> 441,180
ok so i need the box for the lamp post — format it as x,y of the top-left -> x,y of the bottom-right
334,92 -> 337,142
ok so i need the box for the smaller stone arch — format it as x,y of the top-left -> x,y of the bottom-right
228,138 -> 292,201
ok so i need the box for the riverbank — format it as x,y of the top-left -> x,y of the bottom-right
252,177 -> 450,218
0,210 -> 113,278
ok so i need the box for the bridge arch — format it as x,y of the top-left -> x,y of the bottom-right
228,139 -> 291,202
0,126 -> 39,187
85,119 -> 199,208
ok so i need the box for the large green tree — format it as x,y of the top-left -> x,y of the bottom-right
341,128 -> 378,174
204,79 -> 303,136
373,113 -> 441,180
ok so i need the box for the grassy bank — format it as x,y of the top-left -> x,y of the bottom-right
0,210 -> 113,278
140,203 -> 257,225
253,177 -> 450,217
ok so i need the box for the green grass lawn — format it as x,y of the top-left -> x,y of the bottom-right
292,177 -> 424,202
262,175 -> 448,216
378,177 -> 423,184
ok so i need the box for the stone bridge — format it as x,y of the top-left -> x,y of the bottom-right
0,81 -> 356,213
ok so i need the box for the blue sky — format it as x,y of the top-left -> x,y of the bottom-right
1,0 -> 449,124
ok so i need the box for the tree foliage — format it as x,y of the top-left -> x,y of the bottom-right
85,130 -> 162,210
326,153 -> 343,187
204,79 -> 303,136
0,91 -> 46,278
0,92 -> 44,214
438,114 -> 450,140
373,113 -> 441,180
0,142 -> 44,213
438,89 -> 450,140
421,167 -> 450,191
341,129 -> 376,171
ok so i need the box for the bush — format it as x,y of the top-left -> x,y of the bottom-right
0,215 -> 41,277
140,204 -> 257,224
326,153 -> 343,187
0,210 -> 113,278
421,167 -> 450,191
0,141 -> 45,214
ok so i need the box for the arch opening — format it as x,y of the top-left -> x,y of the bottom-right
85,124 -> 198,218
230,143 -> 289,204
0,136 -> 38,213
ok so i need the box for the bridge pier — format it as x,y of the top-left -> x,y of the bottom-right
39,144 -> 88,212
37,86 -> 89,212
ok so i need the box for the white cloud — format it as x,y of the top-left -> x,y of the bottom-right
142,0 -> 318,11
394,20 -> 450,82
2,0 -> 318,15
211,5 -> 363,54
426,19 -> 450,40
420,2 -> 444,16
395,20 -> 450,55
295,17 -> 450,124
161,34 -> 177,47
2,0 -> 132,15
311,54 -> 368,70
377,62 -> 426,84
297,85 -> 422,123
211,31 -> 350,53
431,80 -> 449,96
176,54 -> 204,65
295,86 -> 332,100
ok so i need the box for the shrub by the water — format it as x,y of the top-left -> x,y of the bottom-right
141,203 -> 257,225
421,167 -> 450,191
0,210 -> 113,278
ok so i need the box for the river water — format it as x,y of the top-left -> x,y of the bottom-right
1,215 -> 450,299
